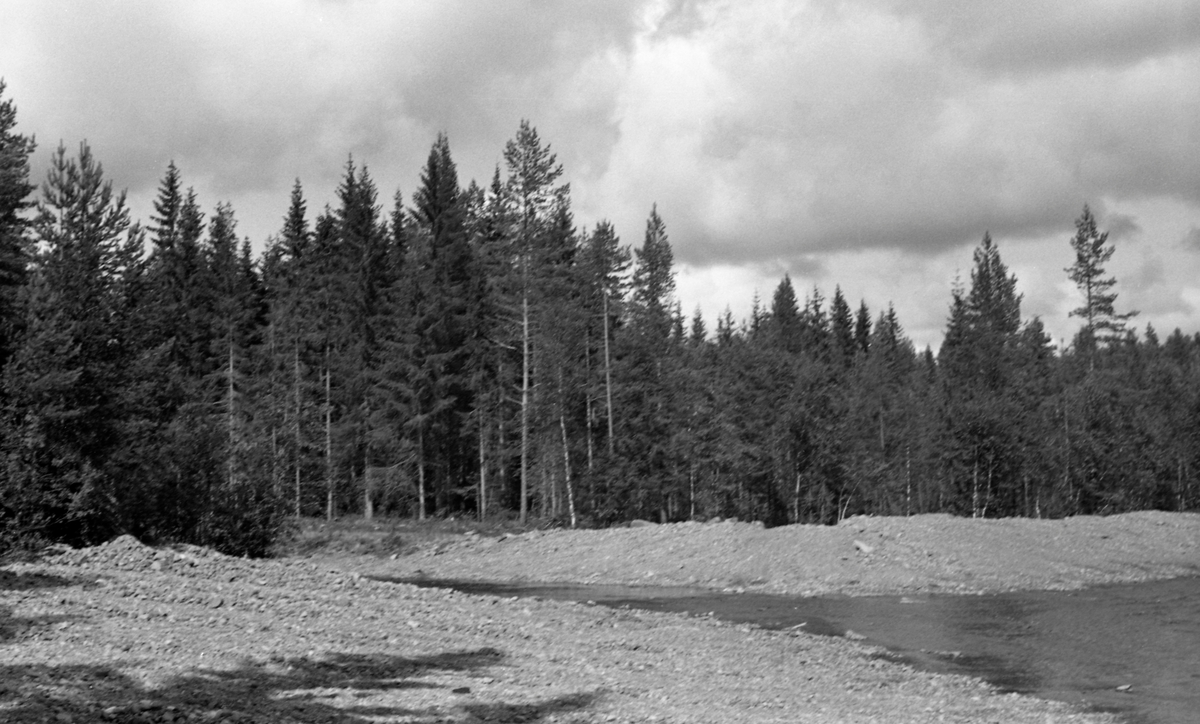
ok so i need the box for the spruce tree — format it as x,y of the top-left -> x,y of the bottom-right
503,120 -> 566,523
580,220 -> 629,457
769,275 -> 801,353
630,204 -> 675,343
938,234 -> 1027,517
829,286 -> 855,370
0,79 -> 36,369
334,160 -> 389,518
854,301 -> 872,356
3,143 -> 134,544
620,205 -> 679,519
406,134 -> 480,518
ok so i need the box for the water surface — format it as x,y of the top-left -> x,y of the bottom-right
376,575 -> 1200,724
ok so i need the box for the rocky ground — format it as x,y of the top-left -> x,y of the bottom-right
340,511 -> 1200,596
3,512 -> 1196,723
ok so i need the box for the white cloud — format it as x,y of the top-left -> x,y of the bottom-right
1,0 -> 1197,348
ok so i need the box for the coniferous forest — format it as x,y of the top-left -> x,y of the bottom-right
1,83 -> 1196,556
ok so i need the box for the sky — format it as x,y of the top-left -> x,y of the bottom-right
2,0 -> 1199,350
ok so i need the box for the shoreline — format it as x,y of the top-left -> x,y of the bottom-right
329,510 -> 1200,598
6,512 -> 1195,723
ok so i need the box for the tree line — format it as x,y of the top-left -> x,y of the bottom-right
0,82 -> 1195,555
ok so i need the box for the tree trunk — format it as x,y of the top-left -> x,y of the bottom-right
603,291 -> 616,455
294,343 -> 302,517
971,456 -> 979,519
560,405 -> 576,528
227,331 -> 236,490
1063,397 -> 1072,513
478,407 -> 487,521
584,328 -> 594,471
520,289 -> 531,524
417,423 -> 427,521
269,322 -> 280,498
363,443 -> 373,522
793,468 -> 802,524
905,445 -> 912,517
325,362 -> 334,522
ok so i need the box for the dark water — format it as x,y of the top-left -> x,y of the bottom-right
376,575 -> 1200,724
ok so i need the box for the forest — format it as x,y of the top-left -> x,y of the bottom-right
1,82 -> 1196,556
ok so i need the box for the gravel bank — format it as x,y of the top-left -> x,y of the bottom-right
0,530 -> 1129,723
344,511 -> 1200,596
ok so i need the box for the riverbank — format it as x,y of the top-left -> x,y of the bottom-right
333,511 -> 1200,596
1,533 -> 1120,723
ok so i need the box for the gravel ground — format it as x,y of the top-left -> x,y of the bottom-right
345,511 -> 1200,596
4,512 -> 1196,723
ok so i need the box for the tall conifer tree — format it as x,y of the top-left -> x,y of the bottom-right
1066,205 -> 1136,362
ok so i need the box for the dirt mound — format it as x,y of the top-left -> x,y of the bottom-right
345,511 -> 1200,596
44,535 -> 363,594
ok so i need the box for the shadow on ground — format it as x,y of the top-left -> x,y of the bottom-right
0,648 -> 598,723
1,568 -> 91,643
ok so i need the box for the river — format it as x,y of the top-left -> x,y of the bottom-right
375,575 -> 1200,724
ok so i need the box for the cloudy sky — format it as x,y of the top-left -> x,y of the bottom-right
2,0 -> 1199,349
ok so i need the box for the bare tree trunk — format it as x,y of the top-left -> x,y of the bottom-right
971,456 -> 979,519
560,406 -> 576,528
520,290 -> 531,524
294,344 -> 302,517
1063,398 -> 1072,512
603,292 -> 615,455
498,379 -> 507,504
689,467 -> 696,521
417,423 -> 427,521
363,441 -> 373,522
325,361 -> 334,522
478,407 -> 487,522
983,458 -> 993,519
905,445 -> 912,517
227,334 -> 236,489
584,328 -> 594,472
269,322 -> 280,498
793,469 -> 802,524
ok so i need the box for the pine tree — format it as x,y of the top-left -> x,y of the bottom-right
1067,205 -> 1136,362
